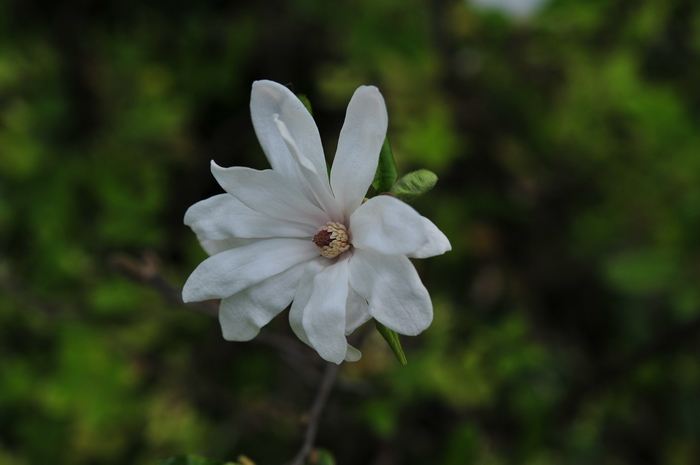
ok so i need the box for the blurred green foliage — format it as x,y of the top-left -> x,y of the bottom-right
157,454 -> 241,465
2,0 -> 700,464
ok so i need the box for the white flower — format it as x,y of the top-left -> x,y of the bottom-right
182,80 -> 451,364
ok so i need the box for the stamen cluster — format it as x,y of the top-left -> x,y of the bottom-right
312,222 -> 351,258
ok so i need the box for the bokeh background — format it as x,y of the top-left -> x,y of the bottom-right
3,0 -> 700,463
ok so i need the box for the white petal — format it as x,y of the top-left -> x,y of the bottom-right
219,262 -> 306,340
408,216 -> 452,258
250,80 -> 327,182
301,256 -> 351,364
198,237 -> 258,256
289,260 -> 326,348
211,162 -> 331,227
330,86 -> 388,216
273,115 -> 343,221
345,285 -> 371,335
182,238 -> 317,302
350,196 -> 431,256
349,249 -> 433,336
290,259 -> 364,363
185,194 -> 316,240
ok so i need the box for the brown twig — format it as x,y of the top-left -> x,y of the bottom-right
287,362 -> 340,465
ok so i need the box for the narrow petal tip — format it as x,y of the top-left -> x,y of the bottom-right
209,159 -> 223,171
181,282 -> 196,304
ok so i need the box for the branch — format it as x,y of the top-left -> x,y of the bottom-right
112,252 -> 334,382
109,251 -> 218,317
287,362 -> 340,465
112,251 -> 349,464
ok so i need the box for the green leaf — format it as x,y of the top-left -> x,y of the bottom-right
389,169 -> 438,202
157,454 -> 239,465
297,94 -> 313,116
375,320 -> 408,365
371,138 -> 398,194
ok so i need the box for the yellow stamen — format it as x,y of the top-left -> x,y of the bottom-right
312,222 -> 350,258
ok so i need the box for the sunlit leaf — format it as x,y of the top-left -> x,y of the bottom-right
389,169 -> 437,202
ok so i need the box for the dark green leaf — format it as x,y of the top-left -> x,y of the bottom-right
389,169 -> 438,202
297,94 -> 313,116
375,320 -> 408,365
371,138 -> 398,194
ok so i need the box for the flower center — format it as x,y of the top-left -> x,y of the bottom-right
312,222 -> 351,258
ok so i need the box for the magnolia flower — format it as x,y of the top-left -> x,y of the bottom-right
183,80 -> 451,364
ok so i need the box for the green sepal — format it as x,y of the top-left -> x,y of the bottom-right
375,320 -> 408,365
371,138 -> 398,194
389,169 -> 438,202
157,454 -> 239,465
297,94 -> 313,116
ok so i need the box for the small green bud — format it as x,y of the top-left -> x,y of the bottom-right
389,169 -> 438,202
